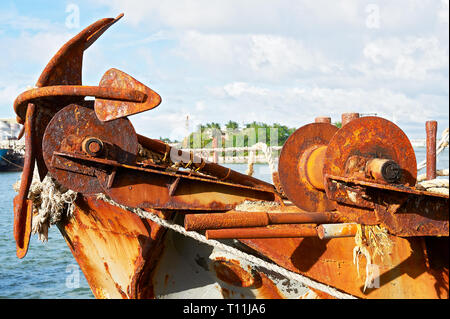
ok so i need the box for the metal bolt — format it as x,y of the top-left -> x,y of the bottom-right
82,137 -> 103,156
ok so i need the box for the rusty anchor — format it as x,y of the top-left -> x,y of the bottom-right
12,13 -> 281,259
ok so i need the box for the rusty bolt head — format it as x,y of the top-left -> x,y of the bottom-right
82,137 -> 104,156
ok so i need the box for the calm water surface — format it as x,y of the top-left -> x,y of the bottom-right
0,149 -> 448,299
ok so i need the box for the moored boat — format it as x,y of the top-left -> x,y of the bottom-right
11,14 -> 448,299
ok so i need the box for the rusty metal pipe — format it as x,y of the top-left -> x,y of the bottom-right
341,113 -> 359,127
186,212 -> 269,230
185,211 -> 342,231
315,116 -> 331,123
268,212 -> 341,224
366,158 -> 402,183
14,85 -> 147,122
316,223 -> 358,239
426,121 -> 437,180
137,134 -> 275,192
205,224 -> 318,239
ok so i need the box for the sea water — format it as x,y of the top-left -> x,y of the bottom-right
0,148 -> 448,299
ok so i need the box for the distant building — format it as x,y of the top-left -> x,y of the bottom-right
0,118 -> 21,140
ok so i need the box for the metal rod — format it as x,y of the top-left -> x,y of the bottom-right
426,120 -> 437,180
205,224 -> 318,239
14,85 -> 146,123
185,211 -> 342,231
316,223 -> 357,239
185,212 -> 269,231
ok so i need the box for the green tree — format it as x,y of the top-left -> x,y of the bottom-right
225,120 -> 239,130
206,122 -> 221,130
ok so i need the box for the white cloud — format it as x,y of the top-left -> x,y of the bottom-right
209,82 -> 445,126
94,0 -> 368,33
359,36 -> 449,81
438,0 -> 449,24
0,1 -> 448,140
176,31 -> 339,81
0,10 -> 54,31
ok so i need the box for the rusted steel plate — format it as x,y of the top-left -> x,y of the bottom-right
58,195 -> 168,299
325,174 -> 448,236
326,174 -> 449,199
13,103 -> 36,259
42,104 -> 138,194
278,123 -> 338,212
101,168 -> 275,211
95,68 -> 162,121
239,235 -> 449,298
62,197 -> 312,299
374,197 -> 449,237
137,134 -> 276,193
151,223 -> 310,299
48,144 -> 275,209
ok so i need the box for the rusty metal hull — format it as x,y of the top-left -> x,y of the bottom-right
59,196 -> 448,299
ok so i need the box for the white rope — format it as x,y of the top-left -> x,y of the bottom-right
251,142 -> 277,176
417,169 -> 449,182
416,178 -> 449,195
14,172 -> 78,242
96,193 -> 358,299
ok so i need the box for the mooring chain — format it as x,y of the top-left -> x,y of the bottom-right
96,193 -> 358,299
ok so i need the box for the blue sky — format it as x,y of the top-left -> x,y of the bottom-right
0,0 -> 448,140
